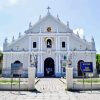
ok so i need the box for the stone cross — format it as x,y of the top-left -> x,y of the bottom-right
47,6 -> 51,13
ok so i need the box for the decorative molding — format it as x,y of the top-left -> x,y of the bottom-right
44,37 -> 54,43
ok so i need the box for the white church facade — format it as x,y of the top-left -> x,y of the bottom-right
2,8 -> 96,77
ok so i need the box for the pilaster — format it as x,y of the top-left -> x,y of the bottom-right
58,54 -> 61,73
29,35 -> 31,52
39,37 -> 41,51
58,36 -> 60,51
56,36 -> 58,51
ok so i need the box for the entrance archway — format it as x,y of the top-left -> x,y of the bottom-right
14,60 -> 21,64
44,57 -> 55,77
77,60 -> 84,77
13,60 -> 22,77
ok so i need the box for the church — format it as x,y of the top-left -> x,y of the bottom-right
2,7 -> 96,77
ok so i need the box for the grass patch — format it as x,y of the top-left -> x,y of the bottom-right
77,79 -> 100,83
0,80 -> 19,84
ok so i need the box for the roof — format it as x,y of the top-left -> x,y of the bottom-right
25,12 -> 73,33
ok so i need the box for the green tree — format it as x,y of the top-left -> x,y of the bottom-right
0,51 -> 3,63
0,51 -> 3,74
96,54 -> 100,74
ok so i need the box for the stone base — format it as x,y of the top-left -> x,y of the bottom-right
28,67 -> 35,90
66,67 -> 73,90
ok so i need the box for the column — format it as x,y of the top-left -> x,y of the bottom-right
58,36 -> 60,51
37,54 -> 40,73
67,36 -> 69,51
40,37 -> 42,50
56,54 -> 59,76
37,54 -> 43,77
2,53 -> 6,76
58,54 -> 61,73
67,36 -> 70,60
39,37 -> 41,51
28,53 -> 30,69
56,36 -> 58,51
40,54 -> 43,73
29,35 -> 31,52
28,35 -> 31,68
40,36 -> 43,76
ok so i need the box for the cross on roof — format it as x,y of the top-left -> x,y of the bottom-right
47,6 -> 51,13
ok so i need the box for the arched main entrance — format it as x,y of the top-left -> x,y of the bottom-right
44,57 -> 55,77
77,60 -> 84,77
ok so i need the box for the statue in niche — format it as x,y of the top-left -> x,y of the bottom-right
47,39 -> 52,48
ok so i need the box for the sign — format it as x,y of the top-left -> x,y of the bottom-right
80,62 -> 93,73
11,63 -> 23,75
62,60 -> 66,67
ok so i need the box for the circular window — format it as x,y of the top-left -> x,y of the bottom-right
47,27 -> 51,32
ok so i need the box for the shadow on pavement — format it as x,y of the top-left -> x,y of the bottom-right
29,88 -> 42,93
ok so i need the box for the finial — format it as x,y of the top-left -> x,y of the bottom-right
47,6 -> 51,15
40,27 -> 42,33
19,32 -> 21,38
77,31 -> 80,37
4,37 -> 8,43
12,36 -> 15,42
39,15 -> 41,20
91,36 -> 94,42
29,22 -> 32,28
67,21 -> 69,28
91,36 -> 95,50
83,35 -> 86,41
57,14 -> 60,21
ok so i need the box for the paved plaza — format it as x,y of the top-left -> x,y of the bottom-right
0,78 -> 100,100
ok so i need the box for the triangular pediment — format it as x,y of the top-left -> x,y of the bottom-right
25,14 -> 73,33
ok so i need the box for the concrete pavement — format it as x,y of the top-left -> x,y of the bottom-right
0,78 -> 100,100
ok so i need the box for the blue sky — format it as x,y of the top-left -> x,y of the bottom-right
0,0 -> 100,53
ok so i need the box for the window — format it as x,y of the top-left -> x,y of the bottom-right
33,42 -> 36,48
62,42 -> 65,48
47,39 -> 52,48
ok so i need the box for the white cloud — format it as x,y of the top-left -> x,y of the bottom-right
0,0 -> 20,11
9,0 -> 19,6
73,28 -> 84,38
0,47 -> 3,51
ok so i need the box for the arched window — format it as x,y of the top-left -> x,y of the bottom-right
47,39 -> 52,48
